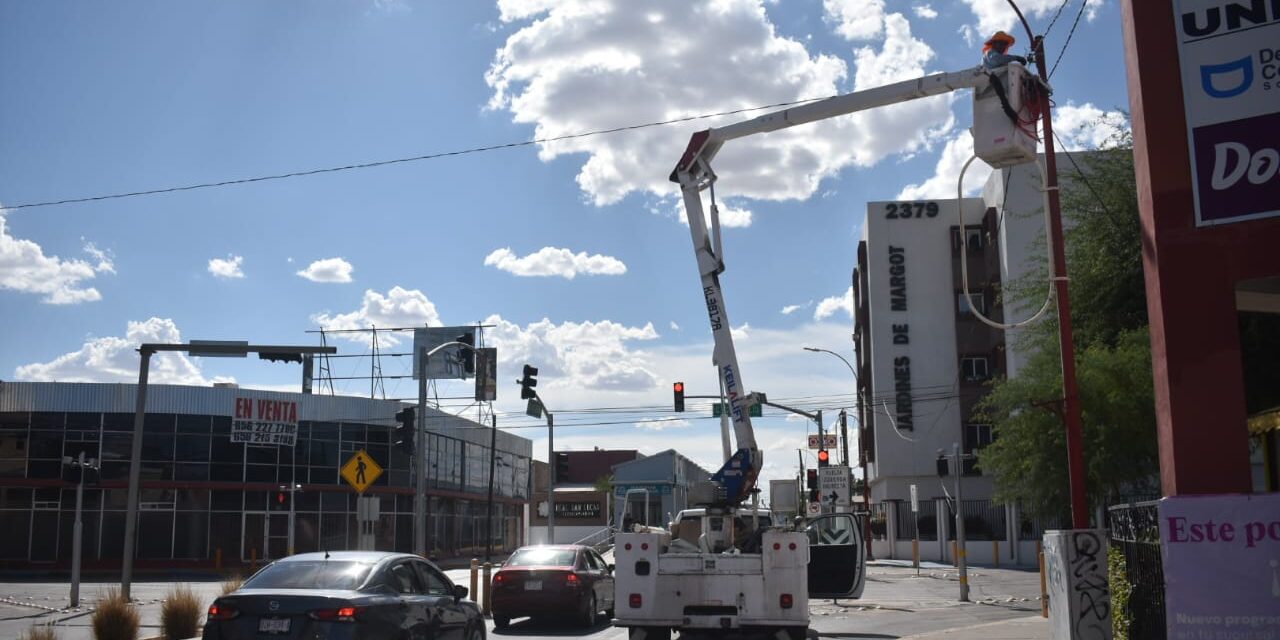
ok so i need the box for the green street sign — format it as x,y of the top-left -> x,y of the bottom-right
712,402 -> 762,418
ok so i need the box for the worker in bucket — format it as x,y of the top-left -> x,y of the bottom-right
982,31 -> 1026,69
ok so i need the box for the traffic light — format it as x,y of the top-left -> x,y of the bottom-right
673,382 -> 685,412
456,332 -> 476,375
554,452 -> 570,484
273,490 -> 290,510
806,469 -> 818,490
809,489 -> 820,503
936,455 -> 949,477
394,407 -> 416,455
817,449 -> 830,468
259,351 -> 304,363
519,364 -> 539,400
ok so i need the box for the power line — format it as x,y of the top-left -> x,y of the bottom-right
0,95 -> 839,213
1042,0 -> 1073,39
1049,0 -> 1089,78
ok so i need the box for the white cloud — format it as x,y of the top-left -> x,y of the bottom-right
814,286 -> 853,320
960,0 -> 1100,38
731,323 -> 751,340
297,257 -> 355,283
781,301 -> 812,315
312,287 -> 443,345
913,4 -> 938,19
1052,102 -> 1130,151
669,321 -> 681,331
484,314 -> 661,391
484,247 -> 627,279
897,131 -> 993,200
635,417 -> 692,431
486,3 -> 954,208
0,211 -> 113,304
823,0 -> 885,41
14,317 -> 232,385
207,255 -> 245,279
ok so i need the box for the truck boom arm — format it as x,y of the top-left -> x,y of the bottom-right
673,66 -> 991,508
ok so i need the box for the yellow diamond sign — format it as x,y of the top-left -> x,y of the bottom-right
341,449 -> 383,494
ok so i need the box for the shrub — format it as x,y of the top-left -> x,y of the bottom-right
91,587 -> 139,640
21,625 -> 58,640
220,574 -> 243,596
160,584 -> 203,640
1108,546 -> 1132,640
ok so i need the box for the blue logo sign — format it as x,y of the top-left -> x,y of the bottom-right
1200,56 -> 1253,98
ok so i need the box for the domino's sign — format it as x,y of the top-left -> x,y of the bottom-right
1175,0 -> 1280,225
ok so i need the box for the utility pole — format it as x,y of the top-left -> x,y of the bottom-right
953,443 -> 969,602
839,409 -> 849,467
414,345 -> 429,556
547,411 -> 555,543
485,414 -> 498,562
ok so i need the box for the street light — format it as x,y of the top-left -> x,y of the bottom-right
63,451 -> 99,607
803,346 -> 872,557
122,341 -> 335,600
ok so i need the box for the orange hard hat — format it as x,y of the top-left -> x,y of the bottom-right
985,30 -> 1016,46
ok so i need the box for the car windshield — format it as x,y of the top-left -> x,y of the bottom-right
506,548 -> 577,567
242,561 -> 372,590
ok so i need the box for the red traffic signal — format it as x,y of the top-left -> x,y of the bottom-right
817,449 -> 830,467
673,382 -> 685,412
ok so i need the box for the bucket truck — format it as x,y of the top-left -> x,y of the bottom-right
611,62 -> 1044,640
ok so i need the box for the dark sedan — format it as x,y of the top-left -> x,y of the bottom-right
490,545 -> 614,629
203,551 -> 485,640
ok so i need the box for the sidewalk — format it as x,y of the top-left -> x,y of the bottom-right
899,615 -> 1049,639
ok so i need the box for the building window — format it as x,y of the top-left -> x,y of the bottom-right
951,226 -> 984,252
958,291 -> 986,315
962,424 -> 994,475
960,356 -> 989,382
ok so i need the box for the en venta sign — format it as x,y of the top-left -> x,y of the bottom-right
231,397 -> 298,447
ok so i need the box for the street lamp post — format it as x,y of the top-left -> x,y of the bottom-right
803,346 -> 872,556
64,451 -> 98,607
122,341 -> 335,600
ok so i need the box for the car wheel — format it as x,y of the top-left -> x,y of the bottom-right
467,622 -> 486,640
493,616 -> 510,630
582,593 -> 597,627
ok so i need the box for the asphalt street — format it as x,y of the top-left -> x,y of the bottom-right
0,563 -> 1047,640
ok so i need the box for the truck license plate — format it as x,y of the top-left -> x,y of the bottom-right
525,580 -> 542,591
258,617 -> 291,633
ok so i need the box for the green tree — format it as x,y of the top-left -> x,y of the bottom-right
976,127 -> 1161,519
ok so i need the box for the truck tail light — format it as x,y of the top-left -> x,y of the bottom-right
780,594 -> 794,609
630,594 -> 642,608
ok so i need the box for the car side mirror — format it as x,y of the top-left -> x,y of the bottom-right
453,584 -> 469,600
607,563 -> 615,572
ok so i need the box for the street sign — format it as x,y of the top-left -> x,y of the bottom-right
526,398 -> 543,419
807,434 -> 838,449
341,450 -> 383,494
474,347 -> 497,401
188,340 -> 249,358
910,484 -> 919,513
712,402 -> 762,418
807,501 -> 821,516
818,466 -> 850,508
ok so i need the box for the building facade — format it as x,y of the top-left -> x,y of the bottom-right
611,450 -> 711,528
0,382 -> 532,571
853,160 -> 1052,505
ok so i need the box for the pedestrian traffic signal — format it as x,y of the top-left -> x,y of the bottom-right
273,491 -> 290,510
519,364 -> 539,400
394,407 -> 416,455
554,452 -> 570,484
806,468 -> 817,490
456,332 -> 476,375
673,382 -> 685,412
817,449 -> 830,468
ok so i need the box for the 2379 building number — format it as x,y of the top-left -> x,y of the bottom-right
885,202 -> 939,219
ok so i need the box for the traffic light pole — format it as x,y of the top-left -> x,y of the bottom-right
547,411 -> 555,544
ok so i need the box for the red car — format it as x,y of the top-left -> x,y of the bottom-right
491,545 -> 615,629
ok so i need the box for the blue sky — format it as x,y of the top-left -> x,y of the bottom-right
0,0 -> 1130,490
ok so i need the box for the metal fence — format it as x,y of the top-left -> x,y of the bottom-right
1108,500 -> 1165,640
868,502 -> 889,541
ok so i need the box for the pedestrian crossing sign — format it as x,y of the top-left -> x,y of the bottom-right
341,449 -> 383,494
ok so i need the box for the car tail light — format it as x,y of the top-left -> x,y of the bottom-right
629,594 -> 642,608
493,572 -> 507,586
309,606 -> 362,622
207,603 -> 238,621
780,594 -> 794,609
565,573 -> 581,587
